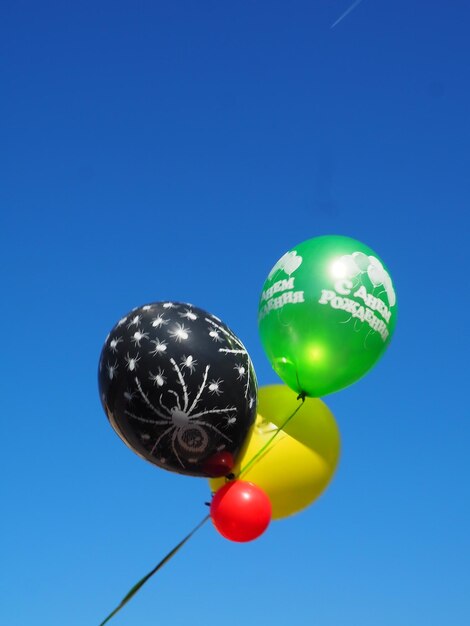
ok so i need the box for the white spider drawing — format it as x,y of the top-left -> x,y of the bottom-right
117,316 -> 127,327
124,389 -> 137,402
208,379 -> 223,395
149,368 -> 166,387
142,305 -> 152,311
150,338 -> 167,355
179,308 -> 197,321
125,360 -> 237,468
125,353 -> 140,371
163,302 -> 176,309
151,314 -> 168,328
208,329 -> 222,342
180,355 -> 197,373
168,323 -> 190,342
127,315 -> 141,329
107,361 -> 118,380
109,337 -> 123,353
131,330 -> 149,346
205,317 -> 253,399
234,363 -> 246,379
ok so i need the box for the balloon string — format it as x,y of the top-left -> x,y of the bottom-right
236,392 -> 306,479
98,514 -> 210,626
98,393 -> 306,624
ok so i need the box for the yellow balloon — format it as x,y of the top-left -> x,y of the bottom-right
210,385 -> 341,520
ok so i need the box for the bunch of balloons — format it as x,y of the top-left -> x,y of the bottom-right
98,234 -> 397,544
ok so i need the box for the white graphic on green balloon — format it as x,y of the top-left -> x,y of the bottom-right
268,250 -> 303,278
367,256 -> 396,306
331,252 -> 396,307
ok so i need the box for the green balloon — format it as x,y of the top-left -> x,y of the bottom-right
258,235 -> 397,397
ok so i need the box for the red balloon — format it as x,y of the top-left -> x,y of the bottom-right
202,451 -> 234,477
210,480 -> 272,542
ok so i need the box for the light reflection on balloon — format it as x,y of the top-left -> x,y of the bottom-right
258,235 -> 397,397
210,385 -> 340,520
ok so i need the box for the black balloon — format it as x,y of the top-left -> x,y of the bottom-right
98,302 -> 257,477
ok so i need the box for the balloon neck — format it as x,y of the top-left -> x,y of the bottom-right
297,391 -> 307,401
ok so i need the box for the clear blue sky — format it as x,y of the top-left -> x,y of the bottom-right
1,2 -> 469,625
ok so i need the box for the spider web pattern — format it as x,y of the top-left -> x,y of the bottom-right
99,301 -> 258,476
123,360 -> 237,468
204,316 -> 254,399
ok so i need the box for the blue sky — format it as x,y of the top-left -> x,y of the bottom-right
1,1 -> 469,625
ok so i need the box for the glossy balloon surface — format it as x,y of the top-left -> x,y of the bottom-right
210,385 -> 340,519
258,235 -> 397,396
99,302 -> 257,477
210,480 -> 272,542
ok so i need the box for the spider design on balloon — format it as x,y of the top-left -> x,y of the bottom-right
179,307 -> 198,321
149,367 -> 166,387
168,323 -> 190,342
109,337 -> 123,353
131,330 -> 149,346
107,360 -> 118,380
127,314 -> 141,329
125,358 -> 237,468
180,355 -> 197,373
205,317 -> 254,399
124,389 -> 137,402
151,314 -> 168,328
234,363 -> 246,380
125,353 -> 140,372
208,378 -> 223,395
150,338 -> 167,355
209,329 -> 222,342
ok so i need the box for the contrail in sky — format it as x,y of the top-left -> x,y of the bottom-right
331,0 -> 365,29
